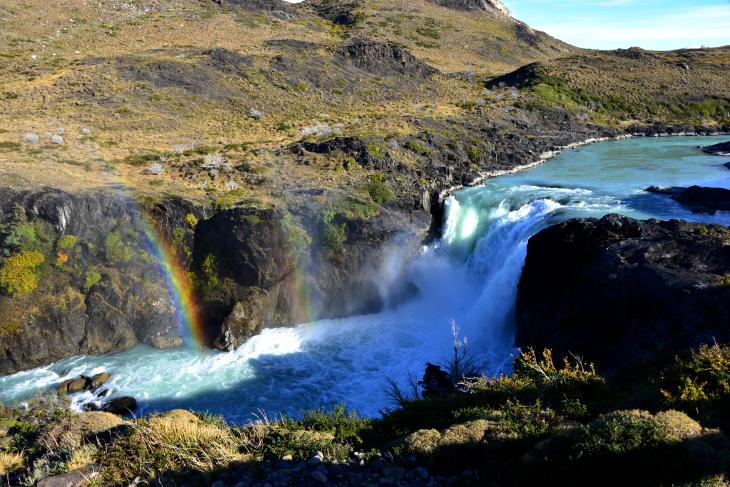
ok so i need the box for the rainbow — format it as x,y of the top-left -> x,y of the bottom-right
136,215 -> 207,350
109,185 -> 208,350
112,182 -> 319,351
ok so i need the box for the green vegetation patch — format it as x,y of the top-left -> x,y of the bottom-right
365,173 -> 395,205
321,207 -> 347,254
405,139 -> 432,156
103,232 -> 133,264
84,271 -> 102,290
0,250 -> 45,295
55,235 -> 78,251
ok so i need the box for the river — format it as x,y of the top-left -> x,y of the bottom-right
1,136 -> 729,422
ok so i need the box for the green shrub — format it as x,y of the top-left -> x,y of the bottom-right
84,271 -> 102,290
103,232 -> 132,264
405,139 -> 431,156
416,27 -> 441,39
55,235 -> 78,251
281,216 -> 311,261
365,174 -> 395,205
260,405 -> 369,463
184,213 -> 198,229
522,410 -> 726,485
0,208 -> 44,255
0,250 -> 45,295
467,145 -> 484,163
365,143 -> 385,159
199,253 -> 219,290
661,343 -> 730,430
321,209 -> 347,253
172,227 -> 186,246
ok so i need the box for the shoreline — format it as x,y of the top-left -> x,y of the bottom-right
438,131 -> 730,201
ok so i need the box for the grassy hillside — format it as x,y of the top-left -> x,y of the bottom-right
0,0 -> 567,202
493,48 -> 730,129
0,0 -> 727,215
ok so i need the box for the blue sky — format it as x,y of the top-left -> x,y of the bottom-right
503,0 -> 730,50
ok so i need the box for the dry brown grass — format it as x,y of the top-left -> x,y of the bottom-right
0,451 -> 24,475
0,0 -> 556,204
100,410 -> 247,482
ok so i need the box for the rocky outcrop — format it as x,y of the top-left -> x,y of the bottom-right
337,39 -> 438,78
428,0 -> 512,17
647,185 -> 730,214
193,205 -> 428,350
0,187 -> 203,374
307,0 -> 361,25
103,396 -> 137,415
703,141 -> 730,156
56,373 -> 110,395
516,214 -> 730,371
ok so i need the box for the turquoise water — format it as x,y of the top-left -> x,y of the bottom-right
1,136 -> 729,422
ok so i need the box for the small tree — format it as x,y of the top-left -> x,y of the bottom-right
446,319 -> 483,385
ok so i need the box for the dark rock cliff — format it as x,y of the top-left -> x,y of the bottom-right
0,188 -> 205,374
194,204 -> 429,351
516,214 -> 730,372
0,185 -> 429,371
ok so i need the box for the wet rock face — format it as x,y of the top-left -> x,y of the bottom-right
516,214 -> 730,372
703,141 -> 730,156
194,205 -> 428,351
648,185 -> 730,215
0,187 -> 198,375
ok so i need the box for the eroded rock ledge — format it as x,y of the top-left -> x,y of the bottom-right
516,214 -> 730,372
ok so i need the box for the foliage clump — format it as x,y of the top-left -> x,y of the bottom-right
661,343 -> 730,430
321,208 -> 347,254
365,173 -> 395,205
184,213 -> 198,229
99,410 -> 243,485
84,271 -> 102,291
258,405 -> 368,463
405,139 -> 432,156
103,232 -> 132,264
55,235 -> 78,251
0,250 -> 45,295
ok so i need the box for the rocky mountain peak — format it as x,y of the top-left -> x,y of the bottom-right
428,0 -> 512,17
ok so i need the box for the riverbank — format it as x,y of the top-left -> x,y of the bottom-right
2,342 -> 729,486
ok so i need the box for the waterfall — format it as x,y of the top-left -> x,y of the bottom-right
3,136 -> 729,421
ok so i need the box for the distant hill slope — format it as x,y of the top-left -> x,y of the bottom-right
0,0 -> 571,198
490,47 -> 730,128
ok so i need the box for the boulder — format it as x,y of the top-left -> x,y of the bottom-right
702,141 -> 730,156
103,396 -> 137,415
89,372 -> 110,389
37,412 -> 123,451
151,335 -> 184,350
37,464 -> 98,487
57,377 -> 87,395
647,185 -> 730,214
516,214 -> 730,371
